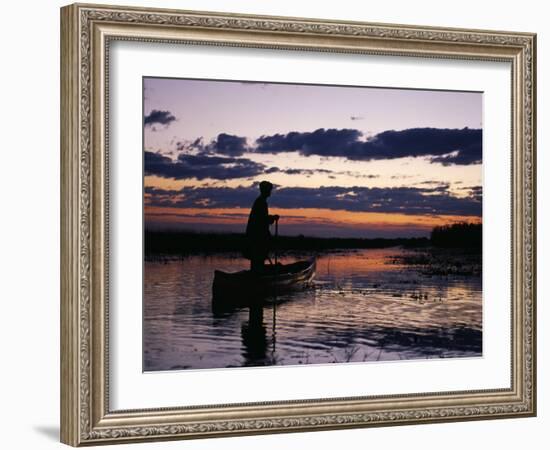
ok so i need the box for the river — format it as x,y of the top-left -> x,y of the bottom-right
144,247 -> 482,371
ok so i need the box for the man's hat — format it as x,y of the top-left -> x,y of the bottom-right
259,181 -> 273,192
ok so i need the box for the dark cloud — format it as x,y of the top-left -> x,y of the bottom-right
458,185 -> 482,201
145,184 -> 482,217
265,167 -> 379,179
341,171 -> 379,179
256,128 -> 362,157
144,151 -> 265,180
177,133 -> 249,156
177,154 -> 240,166
144,110 -> 176,127
255,127 -> 482,165
391,175 -> 416,180
415,180 -> 447,184
265,167 -> 333,176
211,133 -> 249,156
146,151 -> 380,182
361,128 -> 481,163
429,144 -> 482,165
166,127 -> 482,166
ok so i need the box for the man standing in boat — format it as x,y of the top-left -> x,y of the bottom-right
245,181 -> 279,273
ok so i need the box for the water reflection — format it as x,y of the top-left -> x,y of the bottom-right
143,248 -> 482,371
241,305 -> 268,365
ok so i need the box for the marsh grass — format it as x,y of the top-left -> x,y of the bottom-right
390,247 -> 481,276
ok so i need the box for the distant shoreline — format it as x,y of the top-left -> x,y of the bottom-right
144,230 -> 432,256
145,222 -> 482,257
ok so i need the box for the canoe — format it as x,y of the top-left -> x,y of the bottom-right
212,258 -> 316,305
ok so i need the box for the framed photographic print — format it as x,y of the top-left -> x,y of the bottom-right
60,3 -> 537,446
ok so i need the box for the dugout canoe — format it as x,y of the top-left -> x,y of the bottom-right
212,258 -> 316,304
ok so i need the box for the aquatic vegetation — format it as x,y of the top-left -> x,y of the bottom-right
391,247 -> 481,277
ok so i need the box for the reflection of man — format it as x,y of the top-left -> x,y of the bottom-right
241,305 -> 267,364
245,181 -> 279,273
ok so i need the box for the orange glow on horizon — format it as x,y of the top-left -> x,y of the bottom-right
144,205 -> 481,235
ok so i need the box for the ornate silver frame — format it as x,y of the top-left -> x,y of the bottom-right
60,3 -> 536,446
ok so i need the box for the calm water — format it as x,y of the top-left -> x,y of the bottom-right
144,248 -> 482,371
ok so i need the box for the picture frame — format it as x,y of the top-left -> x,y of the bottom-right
60,2 -> 536,446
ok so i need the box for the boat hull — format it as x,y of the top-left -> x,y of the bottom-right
212,259 -> 316,306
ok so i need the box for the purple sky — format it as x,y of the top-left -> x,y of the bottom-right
143,77 -> 482,238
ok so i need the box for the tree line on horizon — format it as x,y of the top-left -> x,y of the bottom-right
430,222 -> 482,249
144,222 -> 481,255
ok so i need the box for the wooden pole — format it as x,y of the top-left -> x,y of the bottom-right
274,219 -> 278,267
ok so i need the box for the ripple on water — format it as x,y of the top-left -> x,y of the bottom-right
144,248 -> 482,371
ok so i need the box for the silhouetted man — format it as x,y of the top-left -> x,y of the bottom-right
245,181 -> 279,273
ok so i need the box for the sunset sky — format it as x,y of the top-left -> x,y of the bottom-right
143,77 -> 482,238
